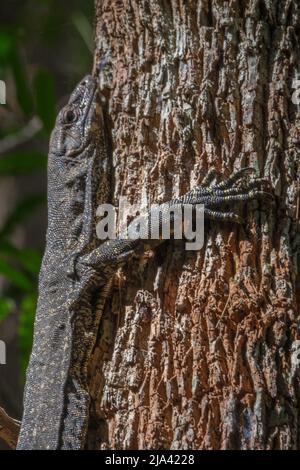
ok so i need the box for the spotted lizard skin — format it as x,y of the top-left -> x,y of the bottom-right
17,75 -> 272,450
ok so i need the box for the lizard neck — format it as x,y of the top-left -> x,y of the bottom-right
46,155 -> 88,250
46,143 -> 111,253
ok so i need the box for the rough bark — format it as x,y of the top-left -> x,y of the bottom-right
89,0 -> 300,450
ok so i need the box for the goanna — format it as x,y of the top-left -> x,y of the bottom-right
17,75 -> 272,450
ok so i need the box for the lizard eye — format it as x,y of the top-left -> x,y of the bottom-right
63,108 -> 79,124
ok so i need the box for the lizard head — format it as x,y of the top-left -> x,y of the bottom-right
46,75 -> 111,237
49,75 -> 103,158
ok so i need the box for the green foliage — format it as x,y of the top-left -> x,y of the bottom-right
0,151 -> 47,176
0,197 -> 44,375
0,195 -> 46,239
0,297 -> 15,323
0,0 -> 94,378
33,69 -> 56,134
0,241 -> 42,275
0,31 -> 14,62
0,235 -> 42,372
11,46 -> 34,116
0,31 -> 33,115
72,11 -> 94,53
0,258 -> 32,291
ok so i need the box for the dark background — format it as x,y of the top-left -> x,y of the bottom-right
0,0 -> 94,433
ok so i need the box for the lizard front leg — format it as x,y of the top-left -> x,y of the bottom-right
78,171 -> 274,274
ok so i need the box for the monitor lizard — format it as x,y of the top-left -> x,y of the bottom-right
17,75 -> 273,450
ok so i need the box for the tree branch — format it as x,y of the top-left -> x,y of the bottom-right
0,406 -> 20,449
0,116 -> 42,155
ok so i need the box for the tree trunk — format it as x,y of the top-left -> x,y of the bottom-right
89,0 -> 300,450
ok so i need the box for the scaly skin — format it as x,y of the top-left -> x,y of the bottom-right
17,76 -> 272,450
17,75 -> 114,449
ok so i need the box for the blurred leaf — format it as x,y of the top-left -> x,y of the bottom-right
0,31 -> 14,62
0,297 -> 14,323
13,248 -> 42,275
0,151 -> 47,176
10,46 -> 34,116
0,240 -> 42,274
72,11 -> 93,53
0,194 -> 46,239
0,257 -> 32,290
33,69 -> 56,134
0,30 -> 33,114
18,292 -> 37,374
